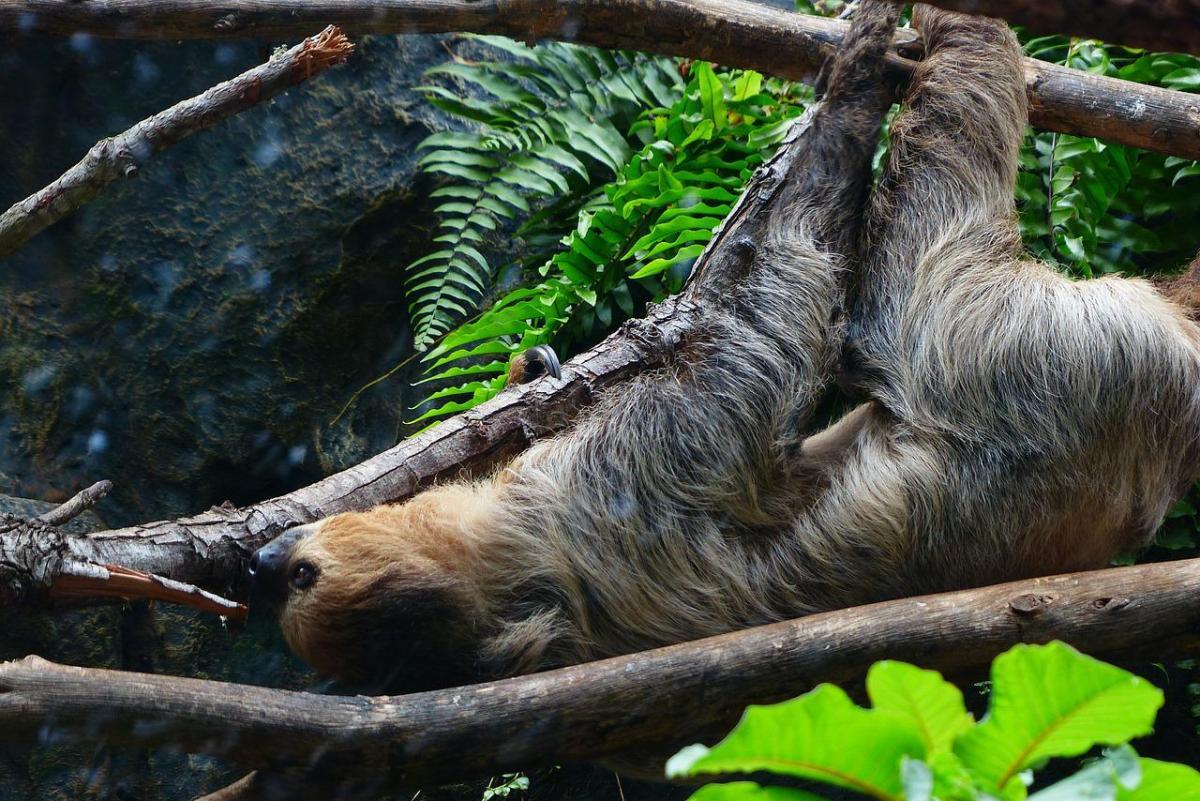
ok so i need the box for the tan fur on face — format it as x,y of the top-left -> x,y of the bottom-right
276,485 -> 500,685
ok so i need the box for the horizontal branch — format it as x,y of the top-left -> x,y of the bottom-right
0,26 -> 354,260
921,0 -> 1200,57
4,559 -> 1200,793
4,0 -> 1200,159
0,92 -> 813,608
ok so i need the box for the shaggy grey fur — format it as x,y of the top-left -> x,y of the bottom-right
262,3 -> 1200,691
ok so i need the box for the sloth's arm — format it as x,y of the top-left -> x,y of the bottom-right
528,2 -> 903,515
843,6 -> 1028,406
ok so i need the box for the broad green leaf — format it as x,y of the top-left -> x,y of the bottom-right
733,71 -> 763,101
694,62 -> 728,130
686,782 -> 827,801
867,662 -> 973,754
1162,67 -> 1200,91
955,643 -> 1163,795
1117,759 -> 1200,801
669,685 -> 925,801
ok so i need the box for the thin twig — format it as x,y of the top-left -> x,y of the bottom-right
48,562 -> 248,622
34,479 -> 113,527
0,25 -> 355,260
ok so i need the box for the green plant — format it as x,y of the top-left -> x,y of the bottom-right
407,36 -> 684,349
481,772 -> 529,801
668,641 -> 1200,801
409,65 -> 810,425
1015,37 -> 1200,278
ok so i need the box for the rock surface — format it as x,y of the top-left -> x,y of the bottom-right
0,29 -> 452,800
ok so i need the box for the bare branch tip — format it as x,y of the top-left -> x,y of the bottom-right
302,25 -> 356,69
34,479 -> 114,527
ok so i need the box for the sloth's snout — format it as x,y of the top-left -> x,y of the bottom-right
248,524 -> 314,601
248,543 -> 286,583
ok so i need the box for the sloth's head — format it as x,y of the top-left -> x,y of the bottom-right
248,489 -> 493,692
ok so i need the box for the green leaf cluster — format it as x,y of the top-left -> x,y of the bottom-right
410,65 -> 810,426
1015,37 -> 1200,278
406,37 -> 683,349
669,642 -> 1197,801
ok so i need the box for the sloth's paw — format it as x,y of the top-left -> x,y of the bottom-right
506,344 -> 562,387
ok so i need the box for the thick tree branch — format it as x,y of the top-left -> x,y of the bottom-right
920,0 -> 1200,57
3,0 -> 1200,159
0,25 -> 355,260
3,560 -> 1199,794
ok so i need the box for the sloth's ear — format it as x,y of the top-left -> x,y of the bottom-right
506,344 -> 562,387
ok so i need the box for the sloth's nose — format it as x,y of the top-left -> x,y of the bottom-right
248,546 -> 285,582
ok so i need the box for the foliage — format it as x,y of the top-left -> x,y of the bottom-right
668,642 -> 1200,801
481,772 -> 529,801
405,36 -> 684,349
1015,37 -> 1200,279
409,64 -> 810,425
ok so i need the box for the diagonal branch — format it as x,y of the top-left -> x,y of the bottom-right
34,480 -> 113,527
3,560 -> 1199,794
48,563 -> 247,621
0,78 -> 821,610
3,0 -> 1200,159
0,25 -> 355,260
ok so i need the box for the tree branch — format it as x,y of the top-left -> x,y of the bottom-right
3,560 -> 1199,794
919,0 -> 1200,57
33,480 -> 113,527
0,25 -> 355,260
3,0 -> 1200,159
48,563 -> 247,621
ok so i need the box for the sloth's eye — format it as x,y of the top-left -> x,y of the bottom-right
291,561 -> 317,591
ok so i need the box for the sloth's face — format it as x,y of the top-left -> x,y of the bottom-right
248,496 -> 489,693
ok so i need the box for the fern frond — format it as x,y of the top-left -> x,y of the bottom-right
412,65 -> 811,427
404,38 -> 684,350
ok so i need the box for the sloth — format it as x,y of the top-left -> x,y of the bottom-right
249,3 -> 1200,693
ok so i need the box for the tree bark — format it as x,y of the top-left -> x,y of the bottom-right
920,0 -> 1200,57
0,26 -> 354,260
3,559 -> 1200,794
4,0 -> 1200,159
0,98 -> 817,609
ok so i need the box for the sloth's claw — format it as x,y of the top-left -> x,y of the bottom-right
506,344 -> 562,387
